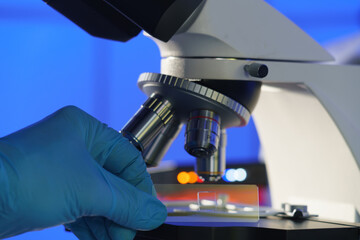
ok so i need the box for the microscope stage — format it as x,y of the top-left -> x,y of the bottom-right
135,216 -> 360,240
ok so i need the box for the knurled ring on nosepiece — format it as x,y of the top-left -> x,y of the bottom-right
137,72 -> 251,128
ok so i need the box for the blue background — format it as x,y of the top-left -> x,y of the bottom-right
1,0 -> 359,239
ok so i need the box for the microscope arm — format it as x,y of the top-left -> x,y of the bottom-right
149,0 -> 360,221
150,0 -> 360,169
43,0 -> 203,42
43,0 -> 360,221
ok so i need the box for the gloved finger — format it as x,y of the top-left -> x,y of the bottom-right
65,217 -> 114,240
103,137 -> 153,193
57,106 -> 124,167
82,166 -> 166,231
64,218 -> 98,240
106,221 -> 137,240
83,217 -> 111,240
59,106 -> 153,193
84,217 -> 136,240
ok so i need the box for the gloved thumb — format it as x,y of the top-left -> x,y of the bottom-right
78,165 -> 167,231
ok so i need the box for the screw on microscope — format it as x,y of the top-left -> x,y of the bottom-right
244,63 -> 268,78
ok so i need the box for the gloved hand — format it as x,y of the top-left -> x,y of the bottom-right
0,106 -> 167,240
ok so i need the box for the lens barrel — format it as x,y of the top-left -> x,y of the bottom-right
122,94 -> 173,151
196,129 -> 227,182
184,110 -> 221,158
143,119 -> 182,167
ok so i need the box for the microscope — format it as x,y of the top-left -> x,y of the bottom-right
44,0 -> 360,225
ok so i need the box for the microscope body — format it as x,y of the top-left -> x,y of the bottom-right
150,0 -> 360,222
45,0 -> 360,222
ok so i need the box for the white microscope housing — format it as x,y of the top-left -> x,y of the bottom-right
44,0 -> 360,223
148,0 -> 360,223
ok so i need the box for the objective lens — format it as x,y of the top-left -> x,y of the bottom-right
185,110 -> 221,158
143,119 -> 182,167
196,129 -> 227,182
121,94 -> 173,151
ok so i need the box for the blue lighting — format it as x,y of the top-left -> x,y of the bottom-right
223,168 -> 248,182
224,169 -> 236,182
235,168 -> 247,182
1,1 -> 359,239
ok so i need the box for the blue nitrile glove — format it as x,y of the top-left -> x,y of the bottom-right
0,106 -> 167,240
